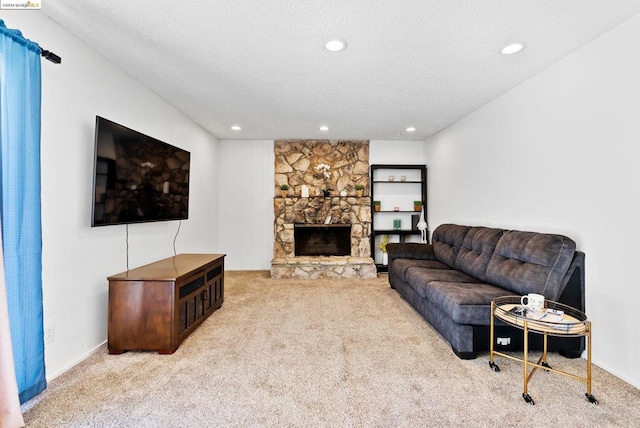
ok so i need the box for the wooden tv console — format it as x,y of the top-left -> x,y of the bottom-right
107,253 -> 225,354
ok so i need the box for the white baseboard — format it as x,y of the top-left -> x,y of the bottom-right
46,340 -> 107,382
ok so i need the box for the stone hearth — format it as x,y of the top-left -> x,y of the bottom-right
271,140 -> 376,279
271,256 -> 376,279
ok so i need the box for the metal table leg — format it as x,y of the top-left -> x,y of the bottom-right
489,301 -> 500,372
522,320 -> 534,405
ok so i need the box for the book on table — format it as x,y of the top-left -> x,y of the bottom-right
508,306 -> 571,330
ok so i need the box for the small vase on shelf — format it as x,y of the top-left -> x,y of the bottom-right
382,252 -> 388,266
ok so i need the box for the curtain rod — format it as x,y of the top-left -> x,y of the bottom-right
41,49 -> 61,64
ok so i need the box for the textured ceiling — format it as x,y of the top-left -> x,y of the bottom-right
41,1 -> 640,141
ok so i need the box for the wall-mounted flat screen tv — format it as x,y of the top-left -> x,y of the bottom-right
91,116 -> 190,226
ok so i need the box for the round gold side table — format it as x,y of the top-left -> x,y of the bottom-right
489,296 -> 597,405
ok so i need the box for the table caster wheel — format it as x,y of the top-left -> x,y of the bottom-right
489,361 -> 500,372
585,393 -> 599,405
523,393 -> 535,405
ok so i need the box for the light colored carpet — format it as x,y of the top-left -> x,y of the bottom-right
22,271 -> 640,427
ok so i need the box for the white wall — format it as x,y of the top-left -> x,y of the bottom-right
370,140 -> 427,165
218,140 -> 274,270
425,14 -> 640,388
3,12 -> 220,379
217,139 -> 427,270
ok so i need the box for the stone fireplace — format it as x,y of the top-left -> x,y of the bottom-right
270,140 -> 376,279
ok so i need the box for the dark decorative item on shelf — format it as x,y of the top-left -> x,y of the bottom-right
374,200 -> 381,212
355,184 -> 365,197
322,188 -> 332,197
279,184 -> 289,197
393,219 -> 401,230
414,201 -> 422,211
411,214 -> 420,230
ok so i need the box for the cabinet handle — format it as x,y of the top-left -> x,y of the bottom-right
202,290 -> 208,301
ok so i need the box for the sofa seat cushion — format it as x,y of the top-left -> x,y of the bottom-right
392,259 -> 450,282
405,267 -> 481,299
426,281 -> 510,325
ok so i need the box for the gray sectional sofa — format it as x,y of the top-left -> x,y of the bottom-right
386,223 -> 585,359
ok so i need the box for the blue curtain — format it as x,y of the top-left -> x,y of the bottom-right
0,20 -> 46,403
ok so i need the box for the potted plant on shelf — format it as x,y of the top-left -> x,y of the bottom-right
355,184 -> 365,197
374,200 -> 381,212
279,184 -> 289,197
414,200 -> 422,212
378,235 -> 390,265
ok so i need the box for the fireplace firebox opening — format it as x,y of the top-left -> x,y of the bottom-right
294,224 -> 351,257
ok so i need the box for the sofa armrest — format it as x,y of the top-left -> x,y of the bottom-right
556,251 -> 585,312
386,242 -> 436,261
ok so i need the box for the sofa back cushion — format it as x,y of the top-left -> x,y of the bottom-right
455,227 -> 505,282
432,224 -> 470,267
485,230 -> 576,299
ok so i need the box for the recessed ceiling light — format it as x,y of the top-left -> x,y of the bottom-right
501,43 -> 525,55
230,125 -> 241,131
406,127 -> 416,132
319,125 -> 329,131
325,39 -> 347,52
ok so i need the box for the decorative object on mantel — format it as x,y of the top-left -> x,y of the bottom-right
374,200 -> 381,212
279,184 -> 289,197
378,234 -> 390,265
324,215 -> 332,225
355,184 -> 365,197
314,163 -> 332,196
414,200 -> 422,212
301,185 -> 309,198
315,163 -> 331,179
417,206 -> 428,243
340,190 -> 347,197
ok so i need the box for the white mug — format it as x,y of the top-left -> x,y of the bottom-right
521,293 -> 545,312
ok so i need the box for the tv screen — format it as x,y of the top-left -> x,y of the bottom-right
91,116 -> 190,226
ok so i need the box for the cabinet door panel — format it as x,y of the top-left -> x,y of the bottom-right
108,280 -> 173,351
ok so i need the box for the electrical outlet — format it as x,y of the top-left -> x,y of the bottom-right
45,325 -> 55,344
497,337 -> 511,346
